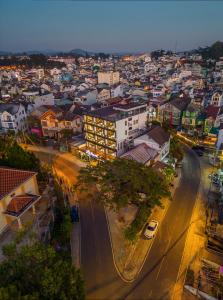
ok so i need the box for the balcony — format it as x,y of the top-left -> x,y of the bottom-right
85,125 -> 95,133
85,116 -> 94,123
106,121 -> 115,130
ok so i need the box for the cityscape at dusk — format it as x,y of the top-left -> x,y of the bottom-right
1,1 -> 223,300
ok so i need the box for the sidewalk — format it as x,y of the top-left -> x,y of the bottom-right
25,144 -> 84,269
23,144 -> 86,169
172,155 -> 216,300
70,223 -> 81,268
105,171 -> 182,282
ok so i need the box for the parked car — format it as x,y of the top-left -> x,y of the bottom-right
144,220 -> 159,239
212,178 -> 221,186
192,145 -> 205,151
70,205 -> 79,222
176,162 -> 183,168
209,173 -> 219,180
192,146 -> 204,156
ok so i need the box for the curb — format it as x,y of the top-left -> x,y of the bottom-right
104,207 -> 133,283
104,171 -> 182,283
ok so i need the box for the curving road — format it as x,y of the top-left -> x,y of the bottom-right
80,149 -> 200,300
31,146 -> 201,300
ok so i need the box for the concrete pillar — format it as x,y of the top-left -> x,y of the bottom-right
17,218 -> 22,229
32,204 -> 36,215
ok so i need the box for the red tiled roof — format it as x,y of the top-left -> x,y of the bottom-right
121,143 -> 158,165
148,126 -> 170,146
5,194 -> 39,217
0,167 -> 36,200
205,105 -> 220,119
6,195 -> 34,213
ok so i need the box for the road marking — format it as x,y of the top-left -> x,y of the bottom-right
156,256 -> 165,280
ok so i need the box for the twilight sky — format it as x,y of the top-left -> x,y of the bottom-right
0,0 -> 223,53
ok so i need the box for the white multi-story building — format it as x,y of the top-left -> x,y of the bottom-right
84,102 -> 148,159
23,91 -> 55,112
0,103 -> 27,133
97,71 -> 120,86
211,91 -> 223,107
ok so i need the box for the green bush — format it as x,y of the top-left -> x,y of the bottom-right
124,205 -> 151,242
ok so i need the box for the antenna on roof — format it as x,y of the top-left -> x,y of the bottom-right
174,40 -> 178,54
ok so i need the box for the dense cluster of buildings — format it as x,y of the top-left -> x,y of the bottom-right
1,52 -> 223,164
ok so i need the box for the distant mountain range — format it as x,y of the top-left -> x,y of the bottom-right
0,48 -> 142,56
0,49 -> 106,56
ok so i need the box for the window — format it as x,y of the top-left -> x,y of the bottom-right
42,121 -> 47,127
125,130 -> 127,135
125,120 -> 127,126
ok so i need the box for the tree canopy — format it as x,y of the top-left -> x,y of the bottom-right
0,242 -> 85,300
196,41 -> 223,60
169,136 -> 184,162
0,136 -> 46,180
76,158 -> 171,211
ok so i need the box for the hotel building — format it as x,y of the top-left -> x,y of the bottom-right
84,102 -> 148,159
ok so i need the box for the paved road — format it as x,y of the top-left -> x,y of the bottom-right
31,147 -> 201,300
81,149 -> 201,300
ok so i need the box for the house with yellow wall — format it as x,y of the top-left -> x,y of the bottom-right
0,167 -> 41,233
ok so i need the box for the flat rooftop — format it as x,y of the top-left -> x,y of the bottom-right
85,102 -> 147,122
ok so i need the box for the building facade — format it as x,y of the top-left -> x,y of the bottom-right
98,71 -> 120,86
0,167 -> 40,233
84,102 -> 148,159
0,103 -> 27,133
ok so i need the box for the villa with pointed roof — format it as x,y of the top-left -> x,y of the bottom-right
0,167 -> 41,233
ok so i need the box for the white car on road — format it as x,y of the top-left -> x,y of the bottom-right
144,220 -> 159,239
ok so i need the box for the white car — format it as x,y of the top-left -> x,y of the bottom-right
144,220 -> 159,239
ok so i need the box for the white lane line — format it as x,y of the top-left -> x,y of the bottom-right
156,256 -> 165,280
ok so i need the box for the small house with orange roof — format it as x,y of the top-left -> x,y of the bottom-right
0,167 -> 41,233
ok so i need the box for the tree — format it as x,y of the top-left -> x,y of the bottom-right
0,137 -> 47,181
169,136 -> 184,162
151,49 -> 165,60
76,158 -> 171,211
0,141 -> 40,171
76,158 -> 171,241
0,242 -> 85,300
196,41 -> 223,60
60,129 -> 73,139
